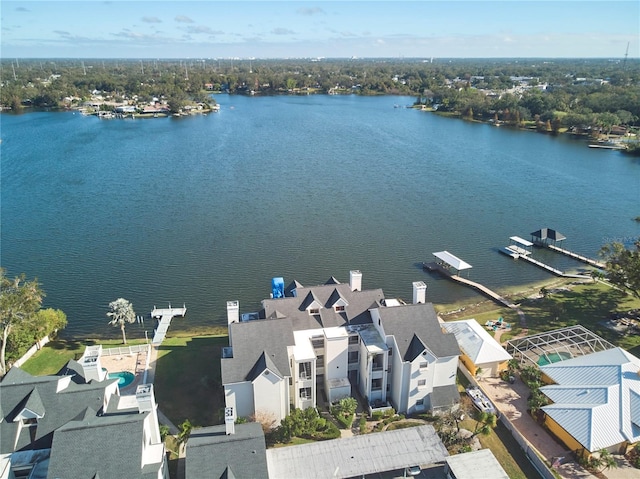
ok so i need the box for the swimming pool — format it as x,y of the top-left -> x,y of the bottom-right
108,371 -> 135,388
537,351 -> 572,366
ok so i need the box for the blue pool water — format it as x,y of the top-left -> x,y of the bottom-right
537,351 -> 572,366
108,371 -> 135,387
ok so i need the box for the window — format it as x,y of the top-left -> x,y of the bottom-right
419,362 -> 428,369
300,387 -> 312,399
316,355 -> 324,365
22,417 -> 38,426
372,379 -> 382,391
388,348 -> 393,356
311,337 -> 324,349
416,399 -> 424,406
372,354 -> 384,370
299,362 -> 311,379
348,351 -> 359,363
348,335 -> 359,345
309,308 -> 320,315
335,305 -> 345,312
417,379 -> 426,387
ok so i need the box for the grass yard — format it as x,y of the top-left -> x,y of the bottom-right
21,338 -> 148,376
153,335 -> 227,427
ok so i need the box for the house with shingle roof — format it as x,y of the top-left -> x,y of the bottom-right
186,422 -> 268,479
222,271 -> 460,423
539,347 -> 640,456
0,352 -> 168,479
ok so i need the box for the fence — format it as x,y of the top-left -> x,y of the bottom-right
101,344 -> 149,356
11,334 -> 53,369
460,362 -> 556,479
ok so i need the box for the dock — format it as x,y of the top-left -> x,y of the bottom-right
530,227 -> 604,269
423,261 -> 517,308
544,244 -> 605,269
151,304 -> 187,345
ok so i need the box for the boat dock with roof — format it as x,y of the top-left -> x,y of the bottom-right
150,304 -> 187,345
500,228 -> 600,279
423,251 -> 517,308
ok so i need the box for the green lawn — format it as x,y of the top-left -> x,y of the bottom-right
20,338 -> 148,376
153,335 -> 227,427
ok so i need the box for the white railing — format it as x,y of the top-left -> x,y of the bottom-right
101,344 -> 150,356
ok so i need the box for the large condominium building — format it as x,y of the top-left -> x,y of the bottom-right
221,271 -> 460,424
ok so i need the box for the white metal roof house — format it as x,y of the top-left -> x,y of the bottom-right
221,271 -> 460,424
540,347 -> 640,455
0,348 -> 168,479
442,319 -> 512,377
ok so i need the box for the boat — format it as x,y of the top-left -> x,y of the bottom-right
466,386 -> 498,416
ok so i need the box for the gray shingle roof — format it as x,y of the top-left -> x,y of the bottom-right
46,412 -> 158,479
222,319 -> 295,384
377,303 -> 460,360
1,367 -> 164,479
186,423 -> 268,479
261,283 -> 384,330
0,368 -> 112,454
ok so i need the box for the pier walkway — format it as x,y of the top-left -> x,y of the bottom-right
151,304 -> 187,345
545,244 -> 605,269
423,262 -> 517,308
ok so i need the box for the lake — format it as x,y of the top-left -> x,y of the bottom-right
1,94 -> 639,339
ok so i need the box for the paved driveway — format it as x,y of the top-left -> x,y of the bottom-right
479,376 -> 597,479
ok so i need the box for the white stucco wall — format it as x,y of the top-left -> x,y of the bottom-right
225,382 -> 254,420
432,355 -> 458,388
325,335 -> 348,381
253,369 -> 287,423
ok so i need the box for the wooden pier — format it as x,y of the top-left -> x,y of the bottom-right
423,262 -> 517,308
544,244 -> 605,269
151,304 -> 187,345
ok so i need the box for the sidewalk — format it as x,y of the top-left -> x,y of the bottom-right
480,376 -> 597,479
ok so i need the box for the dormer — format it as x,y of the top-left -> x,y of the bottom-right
301,291 -> 322,315
327,288 -> 349,312
13,388 -> 45,425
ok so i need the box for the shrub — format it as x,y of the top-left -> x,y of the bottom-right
359,415 -> 367,434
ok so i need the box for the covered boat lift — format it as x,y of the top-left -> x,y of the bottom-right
432,251 -> 472,276
501,236 -> 534,259
530,228 -> 566,246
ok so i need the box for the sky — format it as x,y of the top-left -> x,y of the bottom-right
2,1 -> 639,59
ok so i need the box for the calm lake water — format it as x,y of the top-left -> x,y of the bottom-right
2,95 -> 639,339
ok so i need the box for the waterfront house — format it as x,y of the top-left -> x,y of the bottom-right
0,357 -> 168,479
539,347 -> 640,456
221,271 -> 460,424
442,319 -> 512,378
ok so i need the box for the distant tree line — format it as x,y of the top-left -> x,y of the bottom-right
1,57 -> 639,131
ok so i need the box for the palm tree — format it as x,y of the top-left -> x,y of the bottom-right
473,412 -> 497,437
107,298 -> 136,344
177,419 -> 193,453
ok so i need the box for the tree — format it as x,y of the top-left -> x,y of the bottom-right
600,240 -> 640,300
472,411 -> 497,437
107,298 -> 136,344
0,270 -> 43,376
177,418 -> 193,452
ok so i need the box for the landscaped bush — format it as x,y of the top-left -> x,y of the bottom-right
268,407 -> 340,444
371,407 -> 396,421
359,414 -> 367,434
330,397 -> 357,429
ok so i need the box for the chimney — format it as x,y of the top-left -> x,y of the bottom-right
413,281 -> 427,304
349,270 -> 362,292
136,384 -> 156,413
227,301 -> 239,325
224,407 -> 236,435
79,345 -> 106,382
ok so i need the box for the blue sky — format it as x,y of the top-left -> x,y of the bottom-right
2,1 -> 638,58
